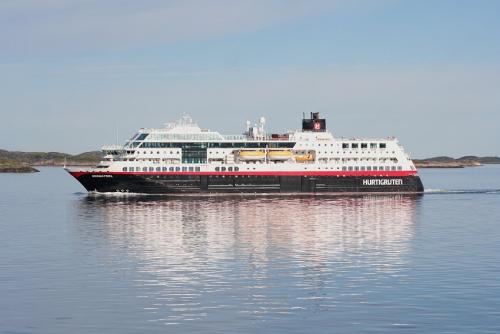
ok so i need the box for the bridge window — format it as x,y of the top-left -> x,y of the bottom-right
370,143 -> 377,149
136,133 -> 149,140
342,143 -> 349,149
351,143 -> 358,149
361,143 -> 367,149
379,143 -> 386,149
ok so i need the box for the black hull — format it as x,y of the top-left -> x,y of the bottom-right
70,173 -> 424,194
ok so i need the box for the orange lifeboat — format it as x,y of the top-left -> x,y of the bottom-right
267,150 -> 293,161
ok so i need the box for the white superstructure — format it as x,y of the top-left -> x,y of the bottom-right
96,114 -> 417,175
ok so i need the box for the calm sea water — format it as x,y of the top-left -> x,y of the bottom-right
1,166 -> 499,333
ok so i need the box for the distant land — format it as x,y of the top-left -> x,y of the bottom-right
413,156 -> 500,168
0,149 -> 499,172
0,157 -> 39,173
0,149 -> 100,173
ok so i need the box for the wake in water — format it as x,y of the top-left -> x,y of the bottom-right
424,188 -> 500,194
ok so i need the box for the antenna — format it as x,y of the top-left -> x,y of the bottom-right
115,122 -> 118,145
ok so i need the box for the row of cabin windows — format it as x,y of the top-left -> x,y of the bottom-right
214,167 -> 240,172
341,158 -> 398,162
123,166 -> 404,173
341,166 -> 403,171
139,142 -> 295,149
122,166 -> 201,172
135,149 -> 396,157
135,151 -> 180,155
121,166 -> 405,173
318,151 -> 396,155
342,143 -> 386,149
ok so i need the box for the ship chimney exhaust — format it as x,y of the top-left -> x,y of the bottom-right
302,112 -> 326,132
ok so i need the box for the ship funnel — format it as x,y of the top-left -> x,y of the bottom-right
302,112 -> 326,132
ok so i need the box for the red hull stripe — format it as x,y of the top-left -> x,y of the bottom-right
70,171 -> 418,178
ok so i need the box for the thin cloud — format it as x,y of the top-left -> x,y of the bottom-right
1,0 -> 341,57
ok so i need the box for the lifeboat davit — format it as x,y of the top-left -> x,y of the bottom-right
238,150 -> 266,161
267,150 -> 293,161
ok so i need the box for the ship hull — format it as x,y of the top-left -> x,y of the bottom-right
68,171 -> 424,194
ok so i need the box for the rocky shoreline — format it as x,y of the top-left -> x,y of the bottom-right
0,161 -> 39,173
0,149 -> 100,172
413,156 -> 500,168
414,161 -> 482,168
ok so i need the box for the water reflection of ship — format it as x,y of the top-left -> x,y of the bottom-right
76,195 -> 420,262
73,194 -> 421,323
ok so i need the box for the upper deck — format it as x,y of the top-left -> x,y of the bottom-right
96,113 -> 415,172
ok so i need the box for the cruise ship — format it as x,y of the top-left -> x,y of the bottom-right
66,113 -> 424,194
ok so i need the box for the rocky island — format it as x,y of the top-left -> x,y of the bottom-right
0,158 -> 39,173
413,156 -> 500,168
0,149 -> 100,173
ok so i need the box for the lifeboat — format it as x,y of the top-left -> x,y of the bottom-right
294,153 -> 314,162
238,150 -> 266,161
267,150 -> 293,161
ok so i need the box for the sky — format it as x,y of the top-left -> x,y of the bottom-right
1,0 -> 499,158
